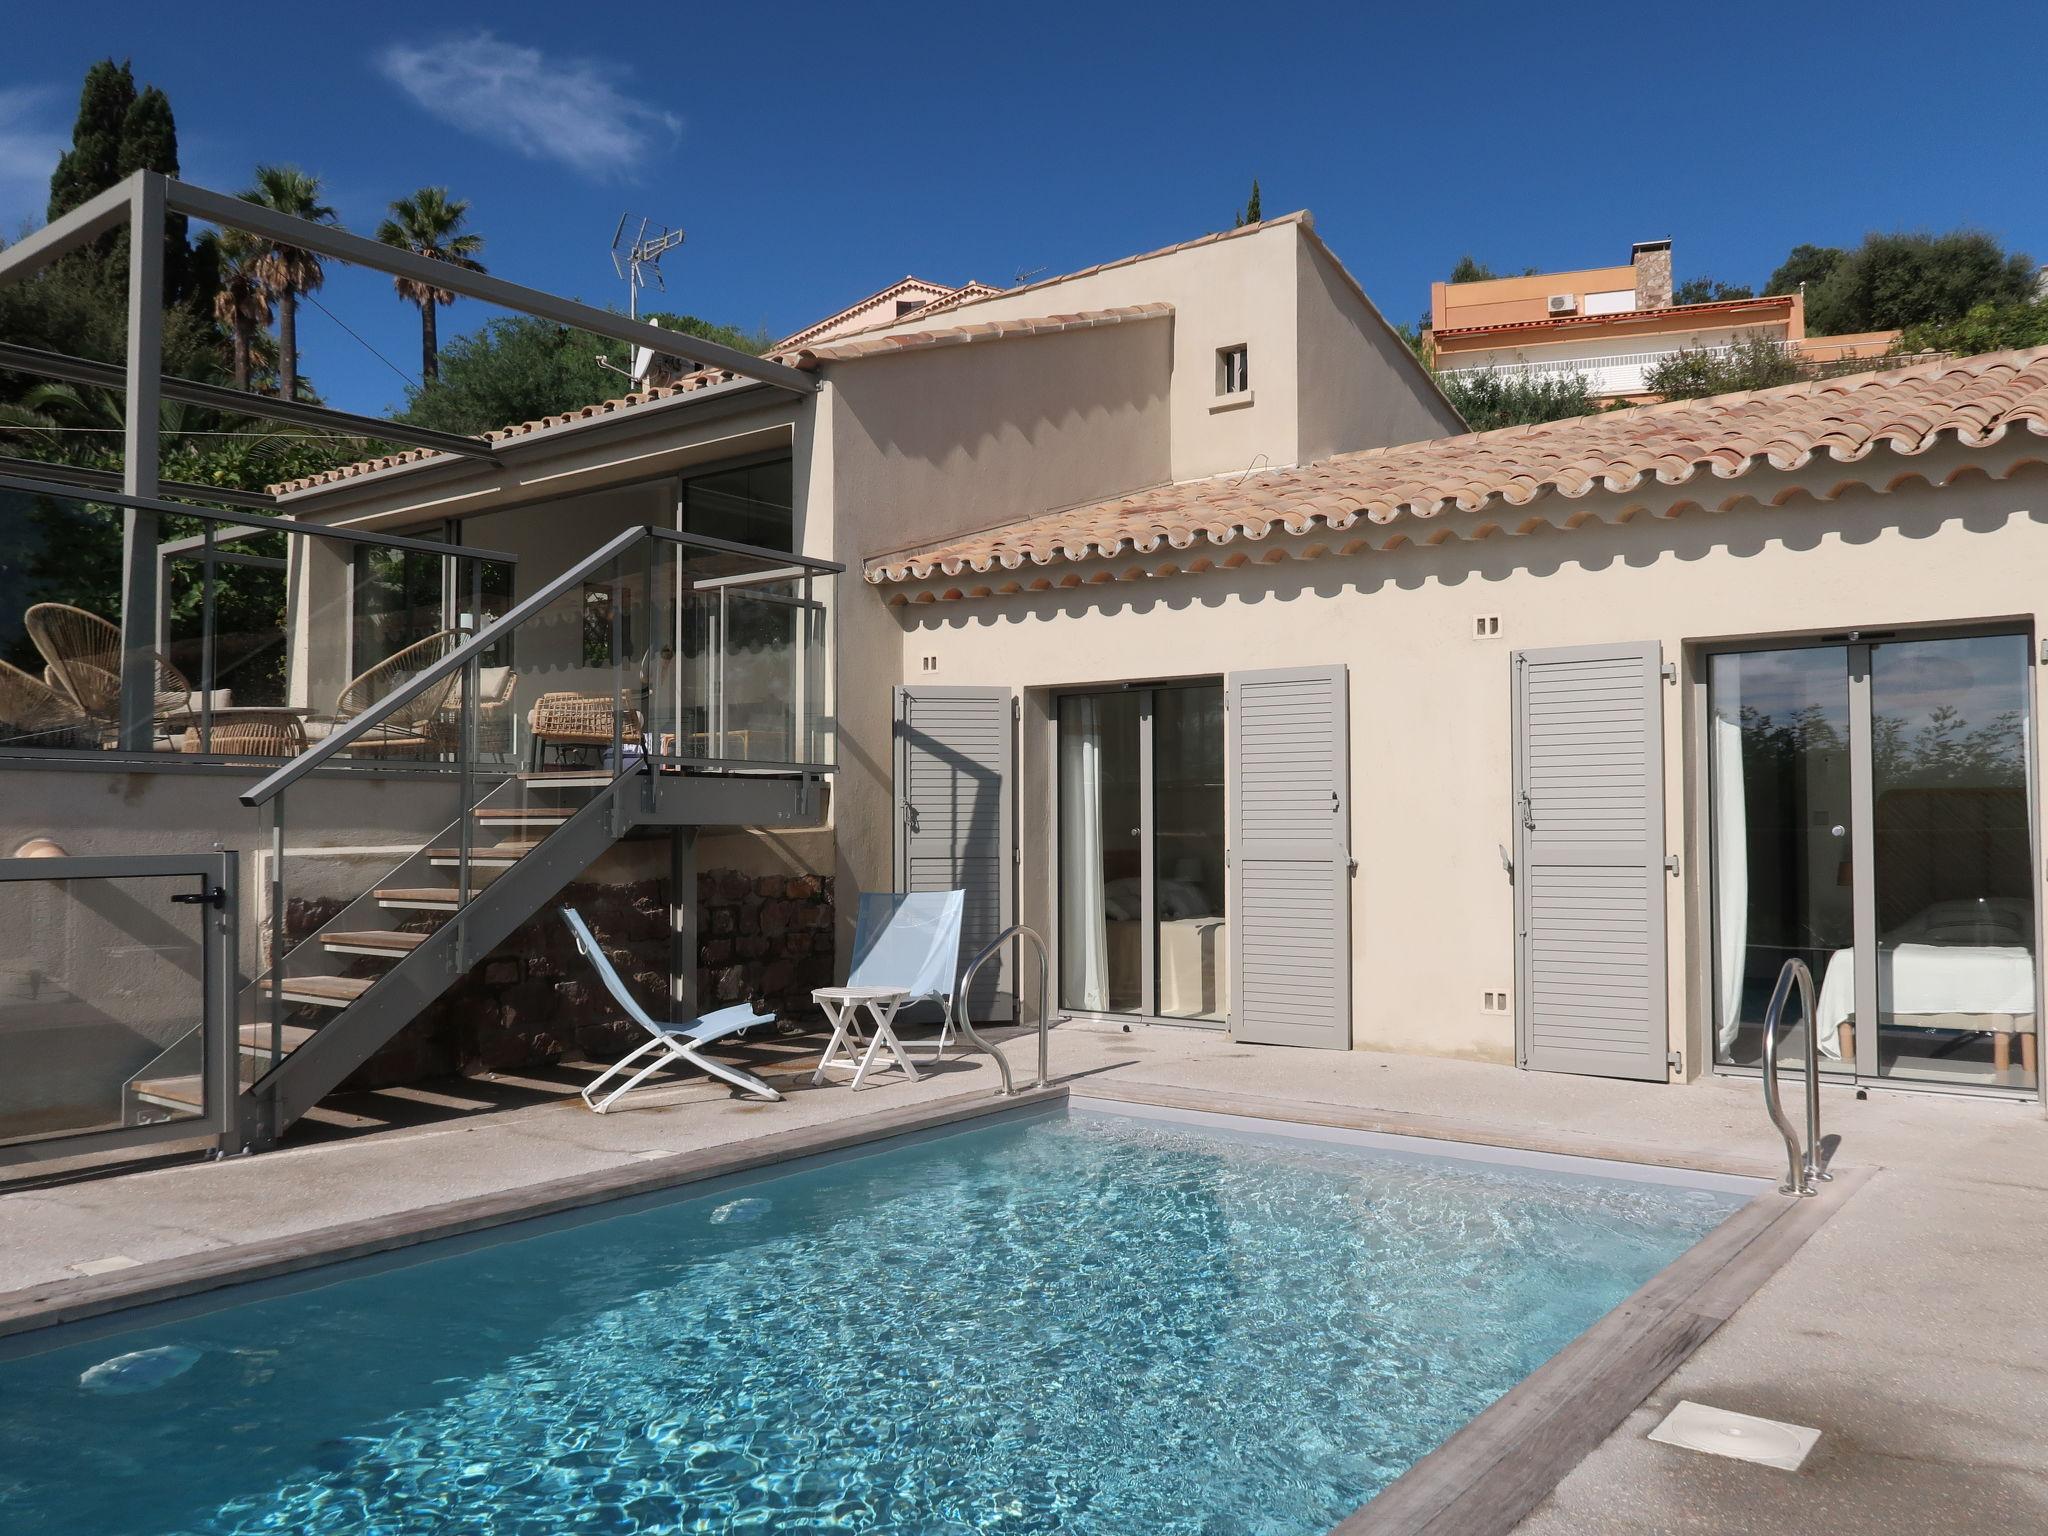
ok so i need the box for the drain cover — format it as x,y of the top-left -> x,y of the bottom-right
1649,1401 -> 1819,1471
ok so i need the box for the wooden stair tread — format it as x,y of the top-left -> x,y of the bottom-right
132,1074 -> 203,1107
322,930 -> 427,953
280,976 -> 375,1002
423,843 -> 538,860
374,887 -> 460,903
475,807 -> 570,821
237,1023 -> 317,1051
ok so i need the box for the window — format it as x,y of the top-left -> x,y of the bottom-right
351,544 -> 443,674
352,541 -> 513,675
1217,344 -> 1250,396
680,456 -> 794,552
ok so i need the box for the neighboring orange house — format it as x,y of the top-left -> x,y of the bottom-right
1429,240 -> 1898,399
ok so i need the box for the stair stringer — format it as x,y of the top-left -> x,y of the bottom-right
244,773 -> 644,1145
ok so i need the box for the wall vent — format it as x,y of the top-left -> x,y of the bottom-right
1472,615 -> 1501,639
1482,990 -> 1510,1013
919,655 -> 938,673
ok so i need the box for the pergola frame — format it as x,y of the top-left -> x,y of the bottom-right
0,171 -> 817,749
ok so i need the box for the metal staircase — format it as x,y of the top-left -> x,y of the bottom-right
123,523 -> 836,1152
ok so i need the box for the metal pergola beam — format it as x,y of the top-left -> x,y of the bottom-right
0,180 -> 135,287
0,454 -> 277,510
0,341 -> 498,463
163,178 -> 817,396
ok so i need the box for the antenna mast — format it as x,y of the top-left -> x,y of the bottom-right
610,213 -> 687,320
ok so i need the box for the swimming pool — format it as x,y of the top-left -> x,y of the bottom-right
0,1103 -> 1748,1534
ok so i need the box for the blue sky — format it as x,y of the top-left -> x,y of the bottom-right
4,2 -> 2044,417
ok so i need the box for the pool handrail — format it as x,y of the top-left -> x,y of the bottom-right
1761,957 -> 1825,1196
955,924 -> 1052,1096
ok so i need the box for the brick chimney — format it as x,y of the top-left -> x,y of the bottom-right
1632,239 -> 1673,310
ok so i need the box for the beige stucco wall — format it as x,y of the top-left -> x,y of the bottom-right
1295,237 -> 1466,462
858,223 -> 1308,482
864,451 -> 2048,1076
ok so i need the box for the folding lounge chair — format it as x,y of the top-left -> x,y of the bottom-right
812,890 -> 966,1089
561,906 -> 783,1110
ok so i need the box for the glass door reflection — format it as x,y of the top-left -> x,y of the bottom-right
1152,684 -> 1228,1023
1869,635 -> 2036,1089
1709,647 -> 1855,1075
1057,691 -> 1143,1013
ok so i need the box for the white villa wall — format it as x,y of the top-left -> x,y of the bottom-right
857,222 -> 1305,481
871,452 -> 2048,1073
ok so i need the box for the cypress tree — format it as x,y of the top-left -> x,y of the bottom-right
46,59 -> 136,222
117,85 -> 197,305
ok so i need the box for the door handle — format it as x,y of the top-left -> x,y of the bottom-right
1520,790 -> 1535,830
171,885 -> 227,910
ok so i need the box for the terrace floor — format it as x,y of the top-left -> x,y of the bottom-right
3,1021 -> 2044,1533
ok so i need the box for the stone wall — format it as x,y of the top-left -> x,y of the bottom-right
278,860 -> 836,1096
697,868 -> 835,1020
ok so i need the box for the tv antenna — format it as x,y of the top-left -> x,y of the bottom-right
610,213 -> 687,320
1012,265 -> 1047,287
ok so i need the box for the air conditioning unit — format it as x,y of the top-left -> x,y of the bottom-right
1546,293 -> 1578,315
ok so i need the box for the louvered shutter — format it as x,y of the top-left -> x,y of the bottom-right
1512,643 -> 1669,1080
1227,666 -> 1351,1049
893,686 -> 1015,1020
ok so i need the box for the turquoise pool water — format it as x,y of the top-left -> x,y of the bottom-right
0,1107 -> 1744,1535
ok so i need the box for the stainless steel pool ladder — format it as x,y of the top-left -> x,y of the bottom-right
1761,957 -> 1832,1197
955,924 -> 1052,1097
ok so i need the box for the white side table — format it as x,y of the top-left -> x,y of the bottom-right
811,986 -> 917,1090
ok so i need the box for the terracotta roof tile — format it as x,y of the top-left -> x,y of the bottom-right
772,277 -> 1002,352
864,347 -> 2048,586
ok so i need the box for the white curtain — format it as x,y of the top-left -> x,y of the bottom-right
1059,697 -> 1110,1011
1713,705 -> 1750,1052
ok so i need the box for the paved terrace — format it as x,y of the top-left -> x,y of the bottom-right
3,1024 -> 2043,1534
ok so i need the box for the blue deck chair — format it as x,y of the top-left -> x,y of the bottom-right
561,906 -> 783,1110
812,890 -> 966,1089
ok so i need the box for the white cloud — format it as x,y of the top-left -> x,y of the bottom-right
376,33 -> 681,178
0,86 -> 65,233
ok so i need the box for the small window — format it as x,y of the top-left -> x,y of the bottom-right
1217,344 -> 1250,396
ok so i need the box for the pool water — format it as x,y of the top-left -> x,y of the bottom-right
0,1107 -> 1744,1535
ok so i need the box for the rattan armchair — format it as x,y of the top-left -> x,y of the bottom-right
24,603 -> 192,734
526,691 -> 643,770
323,630 -> 463,758
431,664 -> 518,757
0,658 -> 94,750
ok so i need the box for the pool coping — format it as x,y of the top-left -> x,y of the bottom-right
1067,1082 -> 1865,1536
0,1075 -> 1866,1536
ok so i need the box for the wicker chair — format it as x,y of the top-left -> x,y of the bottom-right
24,603 -> 192,733
0,658 -> 94,750
324,630 -> 463,758
431,665 -> 518,757
527,691 -> 643,770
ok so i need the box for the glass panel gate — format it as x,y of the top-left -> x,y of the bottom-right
0,853 -> 234,1165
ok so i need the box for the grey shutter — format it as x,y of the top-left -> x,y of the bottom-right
1227,666 -> 1350,1049
894,686 -> 1015,1020
1512,643 -> 1668,1080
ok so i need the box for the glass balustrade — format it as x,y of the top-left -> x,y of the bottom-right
0,481 -> 496,763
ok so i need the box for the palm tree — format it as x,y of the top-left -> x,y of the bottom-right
241,164 -> 335,403
207,230 -> 275,393
376,188 -> 487,384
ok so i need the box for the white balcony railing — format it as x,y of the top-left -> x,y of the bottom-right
1436,342 -> 1938,398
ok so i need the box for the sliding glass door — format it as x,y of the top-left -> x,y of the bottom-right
1058,682 -> 1228,1026
1710,631 -> 2038,1092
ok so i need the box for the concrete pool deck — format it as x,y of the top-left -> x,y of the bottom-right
3,1021 -> 2045,1532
